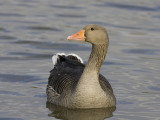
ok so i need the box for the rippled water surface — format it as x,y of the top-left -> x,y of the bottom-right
0,0 -> 160,120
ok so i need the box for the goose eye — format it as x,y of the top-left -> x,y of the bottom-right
91,28 -> 94,31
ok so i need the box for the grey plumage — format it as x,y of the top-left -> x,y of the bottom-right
46,24 -> 116,108
47,54 -> 114,104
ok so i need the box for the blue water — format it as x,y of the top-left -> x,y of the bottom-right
0,0 -> 160,120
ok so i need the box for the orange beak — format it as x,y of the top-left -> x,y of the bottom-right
67,29 -> 85,41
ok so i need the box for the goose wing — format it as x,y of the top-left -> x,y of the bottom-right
47,53 -> 84,97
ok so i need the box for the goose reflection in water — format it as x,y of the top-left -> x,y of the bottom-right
46,102 -> 116,120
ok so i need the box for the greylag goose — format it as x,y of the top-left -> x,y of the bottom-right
47,24 -> 116,108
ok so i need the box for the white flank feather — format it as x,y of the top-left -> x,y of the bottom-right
52,53 -> 66,67
52,53 -> 83,67
67,53 -> 83,63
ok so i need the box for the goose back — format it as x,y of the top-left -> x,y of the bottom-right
47,54 -> 114,103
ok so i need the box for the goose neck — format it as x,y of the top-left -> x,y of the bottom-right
85,44 -> 108,74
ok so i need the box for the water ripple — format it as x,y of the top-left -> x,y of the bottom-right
0,36 -> 16,40
12,40 -> 89,51
50,5 -> 83,9
8,52 -> 52,60
94,2 -> 160,12
26,26 -> 62,32
0,91 -> 25,96
81,21 -> 160,31
0,27 -> 6,31
55,14 -> 86,18
0,118 -> 24,120
0,74 -> 41,83
0,27 -> 10,33
0,13 -> 24,17
148,86 -> 160,91
34,94 -> 46,98
122,49 -> 160,55
104,61 -> 131,66
118,100 -> 133,104
5,20 -> 39,24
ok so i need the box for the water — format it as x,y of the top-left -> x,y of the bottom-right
0,0 -> 160,119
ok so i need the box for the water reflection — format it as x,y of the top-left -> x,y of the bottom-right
46,102 -> 116,120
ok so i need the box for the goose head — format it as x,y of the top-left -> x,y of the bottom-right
67,24 -> 109,45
